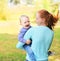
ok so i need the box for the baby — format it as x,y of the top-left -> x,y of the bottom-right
16,15 -> 36,61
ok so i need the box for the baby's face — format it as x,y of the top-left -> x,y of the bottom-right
21,17 -> 30,28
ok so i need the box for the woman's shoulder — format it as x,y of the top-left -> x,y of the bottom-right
46,27 -> 54,35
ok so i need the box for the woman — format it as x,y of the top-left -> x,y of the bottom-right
23,9 -> 58,61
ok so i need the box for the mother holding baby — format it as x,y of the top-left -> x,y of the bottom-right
23,9 -> 58,61
16,9 -> 58,61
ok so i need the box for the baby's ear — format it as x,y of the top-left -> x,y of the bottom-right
20,22 -> 21,25
19,20 -> 22,25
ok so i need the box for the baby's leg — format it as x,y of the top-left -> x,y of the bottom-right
23,45 -> 36,61
16,42 -> 24,49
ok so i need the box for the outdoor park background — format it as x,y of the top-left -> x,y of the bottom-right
0,0 -> 60,61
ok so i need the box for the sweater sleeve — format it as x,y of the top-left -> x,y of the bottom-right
48,32 -> 54,50
18,30 -> 26,43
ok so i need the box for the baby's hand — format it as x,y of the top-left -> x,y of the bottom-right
25,40 -> 31,44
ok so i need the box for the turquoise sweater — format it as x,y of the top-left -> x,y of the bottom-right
24,26 -> 54,61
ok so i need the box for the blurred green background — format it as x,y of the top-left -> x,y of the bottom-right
0,0 -> 60,61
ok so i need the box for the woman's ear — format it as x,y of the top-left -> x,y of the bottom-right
43,18 -> 48,25
42,18 -> 45,22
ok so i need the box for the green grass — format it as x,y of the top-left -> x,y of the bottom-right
0,28 -> 60,61
0,34 -> 26,61
48,28 -> 60,61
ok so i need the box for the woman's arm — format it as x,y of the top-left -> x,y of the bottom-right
48,32 -> 54,50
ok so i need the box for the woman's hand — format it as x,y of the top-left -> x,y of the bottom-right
25,40 -> 31,44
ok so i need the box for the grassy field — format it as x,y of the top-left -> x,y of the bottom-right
0,28 -> 60,61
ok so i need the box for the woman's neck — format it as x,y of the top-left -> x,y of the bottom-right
37,23 -> 47,26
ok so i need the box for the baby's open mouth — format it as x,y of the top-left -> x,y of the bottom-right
26,25 -> 30,27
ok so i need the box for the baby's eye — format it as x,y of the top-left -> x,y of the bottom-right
27,21 -> 30,22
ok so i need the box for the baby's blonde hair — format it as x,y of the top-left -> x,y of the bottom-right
20,15 -> 29,22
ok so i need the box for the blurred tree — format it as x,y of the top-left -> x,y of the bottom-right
50,0 -> 60,20
14,0 -> 20,5
10,0 -> 13,2
0,0 -> 7,20
41,0 -> 51,11
0,0 -> 59,21
33,0 -> 51,21
26,0 -> 33,5
9,0 -> 20,5
20,0 -> 34,5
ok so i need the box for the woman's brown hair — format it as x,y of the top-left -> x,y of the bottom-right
38,9 -> 58,30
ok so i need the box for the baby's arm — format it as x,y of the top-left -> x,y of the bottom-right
18,30 -> 26,43
25,40 -> 31,44
16,29 -> 31,49
16,29 -> 26,49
